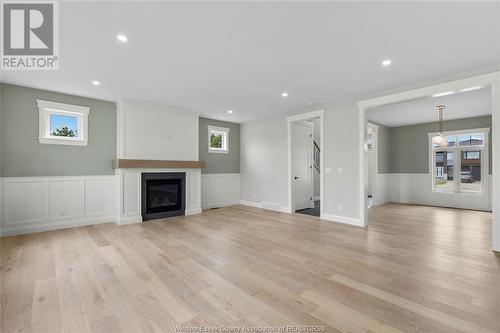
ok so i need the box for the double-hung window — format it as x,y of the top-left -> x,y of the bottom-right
430,128 -> 489,194
37,99 -> 90,146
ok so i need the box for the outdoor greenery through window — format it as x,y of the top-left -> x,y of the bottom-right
432,130 -> 488,193
50,114 -> 79,137
208,126 -> 229,153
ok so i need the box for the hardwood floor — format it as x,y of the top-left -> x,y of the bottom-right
1,203 -> 499,333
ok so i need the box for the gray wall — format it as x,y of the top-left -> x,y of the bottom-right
199,118 -> 240,174
375,116 -> 492,174
1,83 -> 117,177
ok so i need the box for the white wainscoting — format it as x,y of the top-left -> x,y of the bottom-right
201,173 -> 240,209
374,173 -> 492,211
1,175 -> 117,236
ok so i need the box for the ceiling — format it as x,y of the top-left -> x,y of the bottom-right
367,87 -> 492,127
1,2 -> 500,123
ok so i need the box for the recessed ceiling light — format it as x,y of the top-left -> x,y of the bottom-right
459,86 -> 482,93
227,110 -> 233,114
432,91 -> 455,98
281,91 -> 289,97
117,34 -> 128,42
382,59 -> 392,66
92,80 -> 100,86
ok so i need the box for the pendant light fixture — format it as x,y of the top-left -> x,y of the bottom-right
432,105 -> 448,147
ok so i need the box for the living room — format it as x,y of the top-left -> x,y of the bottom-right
1,2 -> 500,333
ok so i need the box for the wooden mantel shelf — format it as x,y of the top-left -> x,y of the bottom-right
113,159 -> 205,169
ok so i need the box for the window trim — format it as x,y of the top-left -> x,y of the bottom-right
208,125 -> 229,154
37,99 -> 90,146
428,127 -> 490,195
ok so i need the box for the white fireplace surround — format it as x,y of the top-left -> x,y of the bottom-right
117,168 -> 201,225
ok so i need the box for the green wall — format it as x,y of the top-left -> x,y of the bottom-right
1,83 -> 117,177
375,116 -> 492,174
199,118 -> 240,174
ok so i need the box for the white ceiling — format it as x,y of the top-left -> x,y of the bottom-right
1,2 -> 500,123
367,87 -> 492,127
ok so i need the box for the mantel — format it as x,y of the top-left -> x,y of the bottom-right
113,159 -> 205,169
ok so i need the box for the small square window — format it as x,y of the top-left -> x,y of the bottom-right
208,125 -> 229,153
37,100 -> 90,146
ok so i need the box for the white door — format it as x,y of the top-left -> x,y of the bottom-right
292,122 -> 314,211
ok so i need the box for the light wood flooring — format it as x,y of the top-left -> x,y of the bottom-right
1,203 -> 499,333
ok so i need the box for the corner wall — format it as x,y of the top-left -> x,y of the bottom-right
199,118 -> 241,208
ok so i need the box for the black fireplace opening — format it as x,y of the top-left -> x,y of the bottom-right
142,172 -> 186,221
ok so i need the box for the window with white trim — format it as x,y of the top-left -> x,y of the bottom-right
208,125 -> 229,153
37,99 -> 90,146
430,128 -> 489,194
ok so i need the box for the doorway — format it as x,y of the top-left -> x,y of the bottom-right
366,123 -> 378,208
287,110 -> 324,217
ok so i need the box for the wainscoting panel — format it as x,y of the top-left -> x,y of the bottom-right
374,173 -> 492,211
1,176 -> 117,236
201,173 -> 240,209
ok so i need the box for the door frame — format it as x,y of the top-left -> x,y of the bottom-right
357,71 -> 500,252
367,122 -> 379,205
286,109 -> 324,213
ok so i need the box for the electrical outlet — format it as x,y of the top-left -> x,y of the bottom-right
325,168 -> 332,174
338,168 -> 343,175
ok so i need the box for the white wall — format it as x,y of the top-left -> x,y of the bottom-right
240,101 -> 361,224
240,115 -> 289,210
120,99 -> 199,160
1,175 -> 116,236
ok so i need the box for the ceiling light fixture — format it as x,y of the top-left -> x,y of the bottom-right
227,110 -> 233,114
382,59 -> 392,66
281,91 -> 289,97
459,86 -> 482,93
432,105 -> 448,148
117,34 -> 128,42
432,91 -> 455,98
92,80 -> 100,86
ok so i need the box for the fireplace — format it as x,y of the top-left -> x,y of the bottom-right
141,172 -> 186,221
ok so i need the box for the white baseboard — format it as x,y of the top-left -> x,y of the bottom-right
0,215 -> 116,237
186,208 -> 202,215
202,201 -> 240,209
117,213 -> 142,225
320,213 -> 363,227
240,200 -> 290,213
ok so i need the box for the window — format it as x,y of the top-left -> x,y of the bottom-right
208,125 -> 229,153
430,128 -> 489,194
37,99 -> 90,146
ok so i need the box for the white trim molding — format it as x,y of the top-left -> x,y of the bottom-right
320,213 -> 362,227
37,99 -> 90,146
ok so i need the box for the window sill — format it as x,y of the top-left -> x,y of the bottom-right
39,137 -> 88,146
432,190 -> 486,196
208,149 -> 229,154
